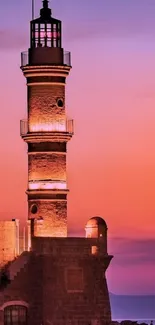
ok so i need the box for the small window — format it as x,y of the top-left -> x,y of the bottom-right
30,204 -> 38,214
57,98 -> 64,108
91,246 -> 98,255
4,305 -> 27,325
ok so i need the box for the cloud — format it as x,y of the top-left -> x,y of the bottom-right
64,17 -> 155,42
109,237 -> 155,266
0,29 -> 27,50
68,229 -> 155,267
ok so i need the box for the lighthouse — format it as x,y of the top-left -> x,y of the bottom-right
0,2 -> 113,324
20,0 -> 73,241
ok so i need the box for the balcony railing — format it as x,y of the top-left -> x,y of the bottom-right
21,50 -> 71,67
20,119 -> 74,136
63,51 -> 71,66
21,51 -> 28,67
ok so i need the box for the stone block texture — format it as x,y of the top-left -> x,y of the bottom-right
26,79 -> 69,238
28,153 -> 66,182
29,200 -> 67,237
0,221 -> 19,268
0,237 -> 112,325
28,85 -> 66,132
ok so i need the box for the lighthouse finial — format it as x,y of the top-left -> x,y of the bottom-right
40,0 -> 52,17
43,0 -> 49,7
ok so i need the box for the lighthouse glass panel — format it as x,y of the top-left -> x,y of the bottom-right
31,21 -> 61,48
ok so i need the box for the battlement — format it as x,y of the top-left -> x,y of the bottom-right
32,236 -> 110,258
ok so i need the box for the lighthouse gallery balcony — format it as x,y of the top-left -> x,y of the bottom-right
20,119 -> 74,137
21,49 -> 71,67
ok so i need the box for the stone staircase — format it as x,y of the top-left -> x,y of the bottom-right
8,251 -> 30,281
0,251 -> 30,290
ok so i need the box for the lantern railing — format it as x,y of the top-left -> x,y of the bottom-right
21,50 -> 71,67
20,119 -> 74,136
20,119 -> 28,136
63,51 -> 71,66
21,51 -> 28,66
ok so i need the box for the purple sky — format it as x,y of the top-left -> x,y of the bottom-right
0,0 -> 155,295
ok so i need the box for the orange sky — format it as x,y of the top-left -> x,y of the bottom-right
0,0 -> 155,294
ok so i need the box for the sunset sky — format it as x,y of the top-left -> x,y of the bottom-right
0,0 -> 155,295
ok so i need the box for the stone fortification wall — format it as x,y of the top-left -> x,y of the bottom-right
32,236 -> 108,258
0,237 -> 112,325
0,220 -> 19,268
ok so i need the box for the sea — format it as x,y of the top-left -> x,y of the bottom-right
114,320 -> 155,324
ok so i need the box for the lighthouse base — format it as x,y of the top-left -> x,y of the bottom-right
0,237 -> 112,325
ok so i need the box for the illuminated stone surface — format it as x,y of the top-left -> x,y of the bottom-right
28,200 -> 67,237
85,217 -> 108,239
21,48 -> 71,238
0,220 -> 19,268
28,153 -> 66,182
28,85 -> 66,132
0,2 -> 113,324
28,180 -> 67,190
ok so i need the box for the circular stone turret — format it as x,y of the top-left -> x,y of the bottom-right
85,216 -> 107,239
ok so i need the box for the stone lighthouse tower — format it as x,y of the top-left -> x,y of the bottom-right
0,2 -> 113,324
20,0 -> 73,240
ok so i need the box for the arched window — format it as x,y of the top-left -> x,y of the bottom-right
4,305 -> 27,325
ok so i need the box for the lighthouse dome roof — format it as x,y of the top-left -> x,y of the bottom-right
86,216 -> 107,228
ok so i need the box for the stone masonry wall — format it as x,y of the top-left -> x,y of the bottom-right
0,253 -> 43,325
28,85 -> 66,131
0,238 -> 112,325
32,237 -> 108,257
42,253 -> 111,325
28,153 -> 66,182
29,201 -> 67,237
0,221 -> 19,268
